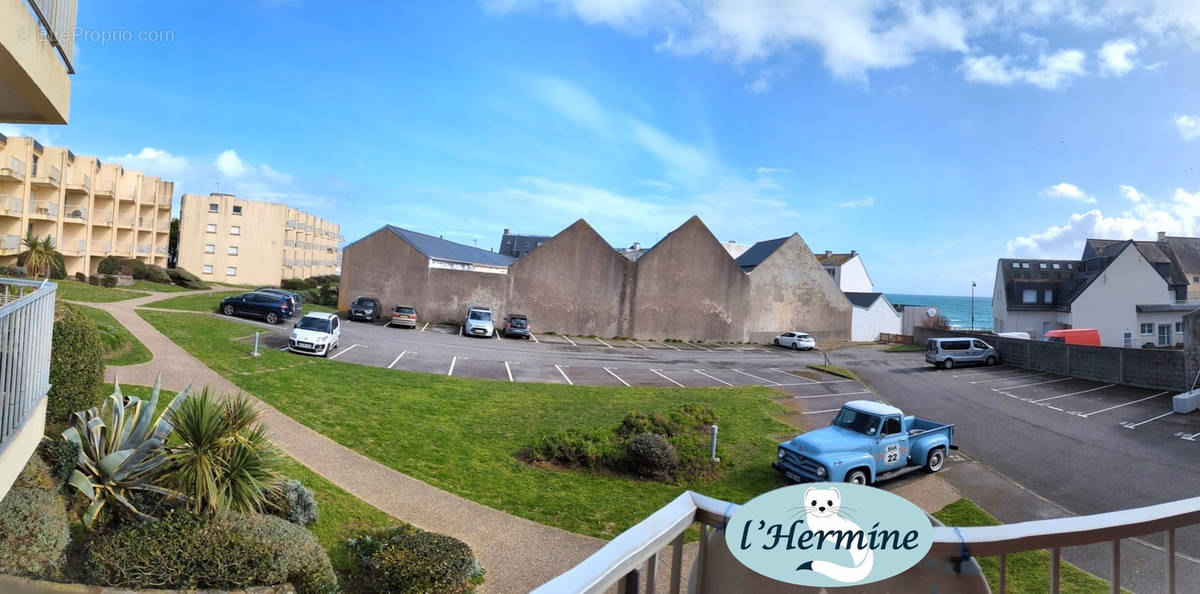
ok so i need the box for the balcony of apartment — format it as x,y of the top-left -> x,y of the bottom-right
30,163 -> 60,189
136,242 -> 150,256
0,194 -> 22,218
63,171 -> 89,195
0,156 -> 26,182
0,0 -> 74,123
92,178 -> 115,197
0,278 -> 56,503
89,239 -> 110,255
28,199 -> 57,220
112,232 -> 133,256
116,184 -> 137,204
156,180 -> 172,209
115,208 -> 135,229
0,233 -> 20,256
154,245 -> 166,255
59,236 -> 84,257
89,209 -> 113,228
61,200 -> 86,224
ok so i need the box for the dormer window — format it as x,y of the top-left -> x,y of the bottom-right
1053,263 -> 1061,270
1021,263 -> 1030,269
1011,262 -> 1020,269
1039,263 -> 1048,269
1067,263 -> 1074,269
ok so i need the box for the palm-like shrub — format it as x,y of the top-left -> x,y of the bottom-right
19,232 -> 61,278
166,391 -> 281,515
62,378 -> 190,527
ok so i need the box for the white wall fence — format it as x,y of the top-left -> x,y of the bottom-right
0,278 -> 55,446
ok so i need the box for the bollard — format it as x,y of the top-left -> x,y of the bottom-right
710,424 -> 720,463
252,332 -> 260,357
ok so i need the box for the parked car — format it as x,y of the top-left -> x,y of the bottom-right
289,312 -> 341,357
463,306 -> 495,337
773,400 -> 956,485
925,337 -> 999,369
388,305 -> 419,328
502,314 -> 531,339
257,288 -> 302,314
1042,328 -> 1101,346
773,331 -> 817,350
219,292 -> 294,325
349,297 -> 382,322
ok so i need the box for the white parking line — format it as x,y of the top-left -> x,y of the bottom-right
732,369 -> 780,385
1031,383 -> 1115,403
494,331 -> 501,341
992,377 -> 1073,392
530,334 -> 539,343
448,356 -> 458,376
802,408 -> 842,415
387,351 -> 407,369
952,367 -> 1015,378
771,368 -> 818,383
1121,410 -> 1176,429
603,367 -> 631,386
328,344 -> 360,360
708,343 -> 737,351
626,339 -> 647,350
555,364 -> 573,385
691,343 -> 713,352
1080,391 -> 1170,418
595,337 -> 614,349
970,372 -> 1048,385
278,346 -> 290,352
562,335 -> 578,347
420,322 -> 429,332
505,361 -> 514,382
793,391 -> 871,400
655,340 -> 682,351
693,369 -> 732,386
650,369 -> 685,387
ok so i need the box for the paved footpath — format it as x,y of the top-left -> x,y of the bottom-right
75,290 -> 604,592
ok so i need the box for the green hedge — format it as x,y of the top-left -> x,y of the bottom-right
0,487 -> 70,578
166,267 -> 208,289
47,303 -> 104,423
347,526 -> 483,593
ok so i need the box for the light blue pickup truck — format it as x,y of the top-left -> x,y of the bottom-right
772,400 -> 956,485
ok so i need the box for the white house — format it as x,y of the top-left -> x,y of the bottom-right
816,251 -> 873,292
845,292 -> 903,341
993,235 -> 1196,348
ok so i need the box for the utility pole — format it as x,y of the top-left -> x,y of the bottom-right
971,281 -> 977,331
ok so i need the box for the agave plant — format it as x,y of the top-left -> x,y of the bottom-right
166,390 -> 281,515
62,376 -> 190,527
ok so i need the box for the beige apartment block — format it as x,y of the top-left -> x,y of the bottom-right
0,134 -> 172,275
177,193 -> 341,286
0,0 -> 74,123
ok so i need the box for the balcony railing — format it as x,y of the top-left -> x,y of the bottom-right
116,186 -> 137,201
93,180 -> 115,196
154,246 -> 165,255
0,157 -> 26,181
156,223 -> 169,232
31,164 -> 61,187
62,239 -> 84,256
0,278 -> 56,501
62,206 -> 86,222
65,172 -> 89,193
32,201 -> 58,217
137,243 -> 150,255
90,240 -> 110,254
0,234 -> 20,255
540,490 -> 1200,594
0,195 -> 22,216
24,0 -> 77,73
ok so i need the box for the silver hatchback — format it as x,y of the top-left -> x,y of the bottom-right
925,337 -> 999,369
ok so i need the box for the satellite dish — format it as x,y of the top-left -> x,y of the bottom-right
927,308 -> 937,318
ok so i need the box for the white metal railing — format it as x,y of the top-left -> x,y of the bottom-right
0,278 -> 56,448
1,157 -> 26,180
0,195 -> 22,215
539,490 -> 1200,594
32,163 -> 60,185
32,201 -> 57,217
62,206 -> 86,221
0,235 -> 20,252
24,0 -> 76,73
66,172 -> 90,192
137,243 -> 150,254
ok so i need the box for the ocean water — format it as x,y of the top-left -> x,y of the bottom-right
886,293 -> 994,331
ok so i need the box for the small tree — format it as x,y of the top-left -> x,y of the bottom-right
19,233 -> 61,278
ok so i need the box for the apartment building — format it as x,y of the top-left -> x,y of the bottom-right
177,193 -> 341,286
0,135 -> 172,275
1,0 -> 74,124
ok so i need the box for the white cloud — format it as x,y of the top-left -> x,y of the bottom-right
214,150 -> 248,177
1098,38 -> 1138,76
755,166 -> 789,175
106,148 -> 190,176
1043,182 -> 1096,203
962,48 -> 1086,89
1119,184 -> 1145,202
1008,187 -> 1200,258
1175,114 -> 1200,141
836,196 -> 875,208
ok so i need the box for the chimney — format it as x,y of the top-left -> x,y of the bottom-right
503,228 -> 510,235
824,250 -> 832,258
632,242 -> 641,251
850,250 -> 857,256
1158,231 -> 1167,241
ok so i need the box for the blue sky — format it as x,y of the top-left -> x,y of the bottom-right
8,1 -> 1200,295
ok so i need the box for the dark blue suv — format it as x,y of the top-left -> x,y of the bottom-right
219,291 -> 294,325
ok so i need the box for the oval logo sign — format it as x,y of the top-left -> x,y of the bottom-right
724,483 -> 932,587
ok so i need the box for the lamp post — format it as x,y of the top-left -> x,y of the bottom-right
971,281 -> 977,331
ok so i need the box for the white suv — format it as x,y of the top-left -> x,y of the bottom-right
289,312 -> 341,357
464,306 -> 495,338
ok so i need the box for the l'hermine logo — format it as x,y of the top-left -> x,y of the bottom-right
724,483 -> 932,587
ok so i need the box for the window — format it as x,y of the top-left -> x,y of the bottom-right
1022,289 -> 1037,303
206,224 -> 217,233
1194,276 -> 1198,283
208,203 -> 218,213
1021,262 -> 1030,269
228,246 -> 238,256
1176,322 -> 1184,333
882,417 -> 901,436
226,266 -> 237,276
232,205 -> 242,215
1141,323 -> 1154,335
1011,262 -> 1020,268
1067,263 -> 1074,269
1123,332 -> 1132,348
1159,324 -> 1171,346
1052,263 -> 1061,269
972,340 -> 988,349
1039,263 -> 1047,269
231,225 -> 240,235
204,244 -> 215,254
202,265 -> 213,274
1044,289 -> 1053,302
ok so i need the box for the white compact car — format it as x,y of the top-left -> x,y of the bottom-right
773,331 -> 817,351
289,312 -> 341,357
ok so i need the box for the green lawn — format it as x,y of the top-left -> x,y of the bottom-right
146,290 -> 336,314
934,499 -> 1119,593
76,305 -> 151,366
126,279 -> 189,292
138,310 -> 796,539
55,280 -> 148,302
885,343 -> 926,353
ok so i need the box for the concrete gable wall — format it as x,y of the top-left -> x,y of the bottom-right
631,216 -> 749,341
508,219 -> 632,337
744,234 -> 852,342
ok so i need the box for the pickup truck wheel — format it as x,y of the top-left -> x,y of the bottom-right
985,355 -> 998,366
925,447 -> 946,473
942,358 -> 955,370
846,469 -> 869,485
222,305 -> 235,316
266,312 -> 279,325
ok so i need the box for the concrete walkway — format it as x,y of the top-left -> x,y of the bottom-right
75,290 -> 604,592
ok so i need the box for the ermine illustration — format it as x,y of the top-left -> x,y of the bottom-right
795,486 -> 873,583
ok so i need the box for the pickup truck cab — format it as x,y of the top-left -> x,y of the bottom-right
773,400 -> 955,485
